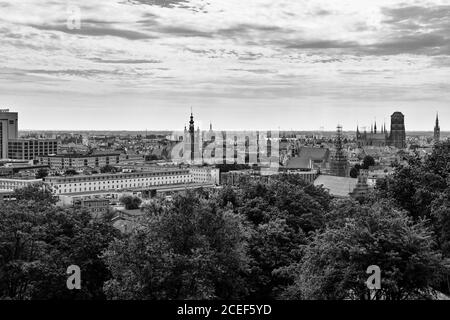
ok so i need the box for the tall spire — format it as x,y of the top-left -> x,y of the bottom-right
434,112 -> 440,142
374,120 -> 377,134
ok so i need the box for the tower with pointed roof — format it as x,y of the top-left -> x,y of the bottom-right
434,113 -> 440,143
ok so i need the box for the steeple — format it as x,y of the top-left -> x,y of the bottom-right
374,121 -> 377,134
434,112 -> 440,142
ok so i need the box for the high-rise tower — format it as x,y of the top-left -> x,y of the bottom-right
434,113 -> 440,143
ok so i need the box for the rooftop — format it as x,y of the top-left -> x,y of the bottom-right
314,175 -> 358,198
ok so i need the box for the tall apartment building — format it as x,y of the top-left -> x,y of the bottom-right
0,109 -> 18,159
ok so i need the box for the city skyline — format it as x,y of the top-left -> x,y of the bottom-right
1,0 -> 450,130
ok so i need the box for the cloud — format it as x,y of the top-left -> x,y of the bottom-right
29,23 -> 155,40
89,58 -> 163,64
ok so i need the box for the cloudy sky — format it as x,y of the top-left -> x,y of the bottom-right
0,0 -> 449,131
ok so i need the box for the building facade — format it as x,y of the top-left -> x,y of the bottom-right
0,109 -> 18,160
39,153 -> 123,170
44,169 -> 194,195
0,177 -> 43,191
189,166 -> 220,184
8,138 -> 59,160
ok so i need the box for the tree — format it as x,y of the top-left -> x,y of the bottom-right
350,166 -> 360,178
362,155 -> 376,170
100,165 -> 117,173
119,196 -> 142,210
0,189 -> 120,300
13,184 -> 58,205
35,168 -> 48,179
216,173 -> 331,299
282,199 -> 446,300
103,191 -> 250,299
64,169 -> 79,176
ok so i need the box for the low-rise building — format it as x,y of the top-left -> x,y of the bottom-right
39,153 -> 124,170
0,177 -> 42,191
44,169 -> 194,196
8,138 -> 59,160
189,166 -> 220,184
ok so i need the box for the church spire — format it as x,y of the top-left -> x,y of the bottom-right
434,112 -> 440,142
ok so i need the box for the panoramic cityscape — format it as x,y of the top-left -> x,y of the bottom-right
1,0 -> 450,311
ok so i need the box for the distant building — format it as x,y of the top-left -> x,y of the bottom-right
183,112 -> 202,164
0,109 -> 18,160
434,113 -> 440,143
285,147 -> 330,171
349,171 -> 370,200
314,175 -> 357,198
357,112 -> 406,149
39,153 -> 123,170
330,125 -> 349,177
390,112 -> 406,148
79,198 -> 110,216
0,177 -> 42,191
8,138 -> 59,160
189,166 -> 220,184
44,169 -> 193,196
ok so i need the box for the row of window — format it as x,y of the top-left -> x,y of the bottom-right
57,179 -> 192,194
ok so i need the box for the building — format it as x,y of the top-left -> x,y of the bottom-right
356,122 -> 389,147
0,189 -> 14,202
79,198 -> 110,216
8,138 -> 59,160
330,125 -> 349,177
189,166 -> 220,184
285,147 -> 330,171
434,113 -> 440,143
0,177 -> 43,191
0,109 -> 18,160
390,112 -> 406,149
314,175 -> 358,198
39,153 -> 124,170
357,112 -> 406,149
183,112 -> 202,164
43,169 -> 194,196
349,171 -> 370,200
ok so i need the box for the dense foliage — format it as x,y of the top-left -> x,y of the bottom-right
1,142 -> 450,300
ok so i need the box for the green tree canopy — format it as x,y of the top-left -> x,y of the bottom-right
282,199 -> 446,300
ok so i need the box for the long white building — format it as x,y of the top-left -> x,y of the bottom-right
43,169 -> 194,195
0,177 -> 43,191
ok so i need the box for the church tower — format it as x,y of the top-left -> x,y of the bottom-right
389,112 -> 406,149
330,125 -> 349,177
434,113 -> 440,143
183,110 -> 201,164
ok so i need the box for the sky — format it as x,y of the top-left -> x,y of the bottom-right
0,0 -> 449,131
